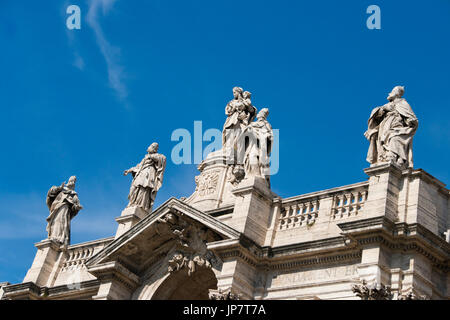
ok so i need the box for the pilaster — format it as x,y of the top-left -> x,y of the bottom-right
22,239 -> 64,287
88,261 -> 139,300
229,176 -> 275,246
363,162 -> 403,222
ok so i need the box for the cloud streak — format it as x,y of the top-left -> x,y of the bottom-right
86,0 -> 128,102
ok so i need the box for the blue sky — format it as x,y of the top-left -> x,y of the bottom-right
0,0 -> 449,283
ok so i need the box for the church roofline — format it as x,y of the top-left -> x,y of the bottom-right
282,180 -> 369,203
86,197 -> 241,267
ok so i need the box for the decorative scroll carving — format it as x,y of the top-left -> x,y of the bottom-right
195,170 -> 220,196
155,213 -> 221,276
208,287 -> 240,300
352,280 -> 393,300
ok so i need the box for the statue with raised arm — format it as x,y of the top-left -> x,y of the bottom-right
124,142 -> 166,212
364,86 -> 418,168
46,176 -> 83,246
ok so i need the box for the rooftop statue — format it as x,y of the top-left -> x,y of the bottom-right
222,87 -> 257,152
364,86 -> 418,169
46,176 -> 83,246
124,142 -> 166,212
240,108 -> 273,186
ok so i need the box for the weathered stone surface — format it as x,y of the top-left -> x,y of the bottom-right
365,86 -> 418,169
3,87 -> 449,300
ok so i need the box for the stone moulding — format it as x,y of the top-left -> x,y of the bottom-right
87,261 -> 140,291
86,197 -> 241,269
1,280 -> 100,300
339,217 -> 450,272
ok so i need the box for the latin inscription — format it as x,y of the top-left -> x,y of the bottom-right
272,265 -> 358,287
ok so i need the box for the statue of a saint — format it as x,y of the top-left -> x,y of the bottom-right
124,142 -> 166,212
240,108 -> 273,185
46,176 -> 83,246
365,86 -> 418,168
222,87 -> 256,151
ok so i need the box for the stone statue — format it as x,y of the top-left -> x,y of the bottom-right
222,87 -> 256,151
46,176 -> 83,246
240,108 -> 273,185
124,142 -> 166,212
365,86 -> 418,168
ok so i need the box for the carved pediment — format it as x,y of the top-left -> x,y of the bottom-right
86,198 -> 240,276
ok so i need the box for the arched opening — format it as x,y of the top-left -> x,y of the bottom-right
151,267 -> 218,300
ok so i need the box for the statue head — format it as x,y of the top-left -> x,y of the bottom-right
257,108 -> 269,120
387,85 -> 405,101
67,176 -> 77,189
243,91 -> 251,100
148,142 -> 159,154
232,87 -> 243,99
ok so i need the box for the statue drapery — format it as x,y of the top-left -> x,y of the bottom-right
46,176 -> 82,246
365,86 -> 418,168
125,142 -> 166,212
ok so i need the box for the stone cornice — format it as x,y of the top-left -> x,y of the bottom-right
408,169 -> 449,196
363,162 -> 403,177
338,217 -> 450,272
2,280 -> 100,300
67,237 -> 114,250
282,181 -> 369,203
208,233 -> 360,271
231,177 -> 275,202
1,282 -> 42,300
208,216 -> 449,273
87,261 -> 140,291
34,239 -> 64,251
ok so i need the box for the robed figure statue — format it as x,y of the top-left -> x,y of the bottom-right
222,87 -> 257,152
46,176 -> 83,246
240,108 -> 273,186
364,86 -> 418,169
124,142 -> 166,212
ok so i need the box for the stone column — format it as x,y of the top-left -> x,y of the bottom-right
23,239 -> 63,287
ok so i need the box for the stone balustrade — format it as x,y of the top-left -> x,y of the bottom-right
278,182 -> 369,231
52,237 -> 114,286
278,199 -> 320,230
331,187 -> 368,220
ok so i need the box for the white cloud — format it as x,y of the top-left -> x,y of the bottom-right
73,52 -> 85,70
86,0 -> 128,102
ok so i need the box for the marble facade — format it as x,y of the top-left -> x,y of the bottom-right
1,87 -> 449,300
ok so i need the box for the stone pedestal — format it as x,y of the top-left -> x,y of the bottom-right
185,152 -> 235,211
22,239 -> 63,287
228,176 -> 275,246
115,206 -> 149,238
88,261 -> 139,300
363,162 -> 403,222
